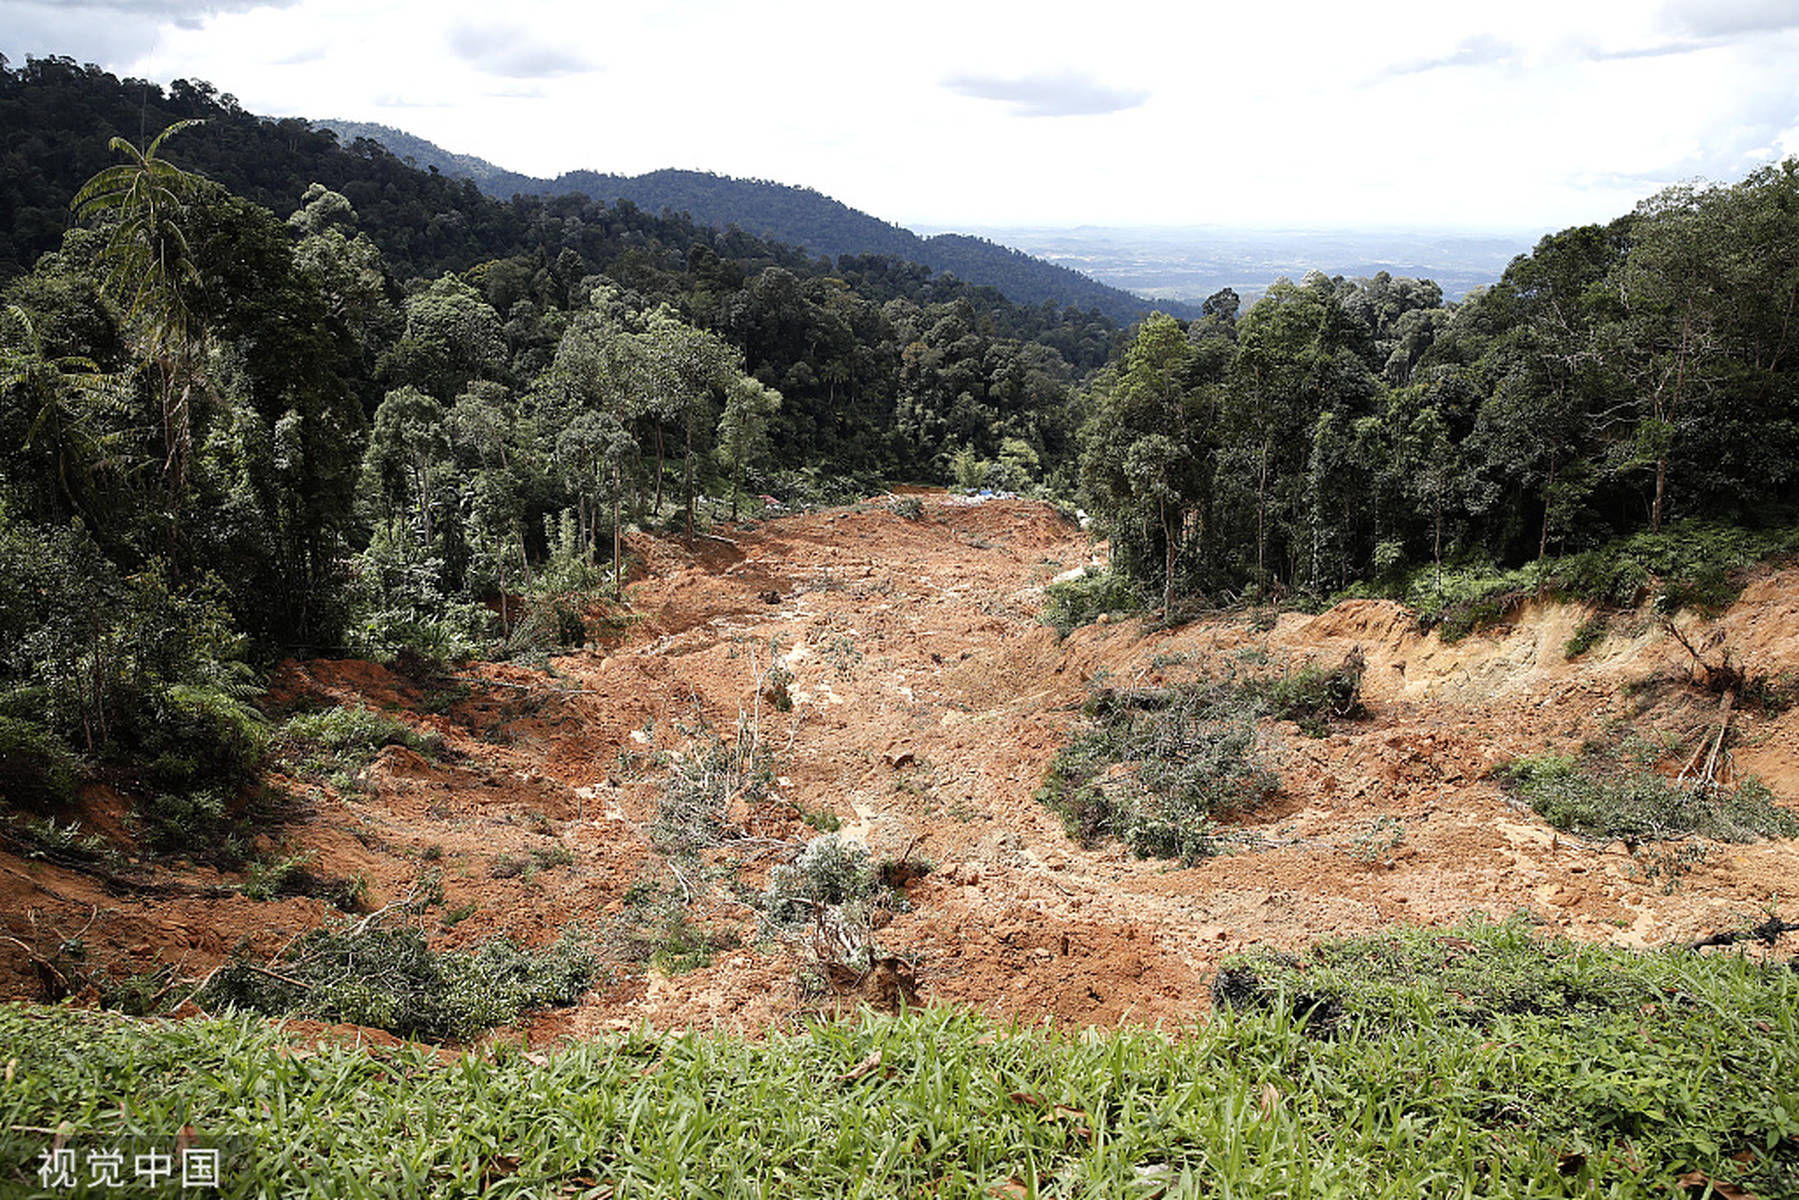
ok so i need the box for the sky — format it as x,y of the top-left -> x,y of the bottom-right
5,0 -> 1799,235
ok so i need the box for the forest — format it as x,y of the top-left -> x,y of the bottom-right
2,52 -> 1797,851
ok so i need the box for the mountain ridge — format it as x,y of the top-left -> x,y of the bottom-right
317,119 -> 1199,324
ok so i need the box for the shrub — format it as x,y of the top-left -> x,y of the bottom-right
0,715 -> 78,808
1042,660 -> 1365,862
276,705 -> 442,784
200,923 -> 599,1042
762,834 -> 893,929
1496,751 -> 1797,843
1041,680 -> 1276,863
1564,615 -> 1608,659
139,682 -> 267,794
1263,650 -> 1366,736
1042,568 -> 1146,637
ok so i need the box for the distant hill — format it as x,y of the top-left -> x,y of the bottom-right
318,121 -> 1198,325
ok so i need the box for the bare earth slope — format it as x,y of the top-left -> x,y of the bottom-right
4,495 -> 1796,1036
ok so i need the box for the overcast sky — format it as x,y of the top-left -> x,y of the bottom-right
5,0 -> 1798,234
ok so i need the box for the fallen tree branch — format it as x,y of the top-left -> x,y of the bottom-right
1689,916 -> 1799,951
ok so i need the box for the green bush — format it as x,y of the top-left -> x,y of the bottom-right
1042,681 -> 1277,862
139,682 -> 267,793
200,923 -> 599,1042
1263,651 -> 1366,736
1497,751 -> 1798,843
762,833 -> 896,929
0,714 -> 78,807
1043,660 -> 1367,861
1042,567 -> 1145,637
276,704 -> 442,783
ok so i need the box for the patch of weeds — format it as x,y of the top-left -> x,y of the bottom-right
1041,568 -> 1145,638
441,901 -> 477,928
490,853 -> 527,880
241,849 -> 317,901
612,878 -> 737,974
1210,914 -> 1760,1036
418,682 -> 472,715
12,816 -> 118,870
1496,750 -> 1797,843
790,799 -> 841,833
1149,651 -> 1191,669
421,843 -> 444,862
1263,650 -> 1366,736
98,965 -> 174,1017
820,634 -> 862,678
199,921 -> 599,1042
1629,839 -> 1710,894
1347,815 -> 1405,865
1564,614 -> 1608,659
763,661 -> 796,712
886,495 -> 924,520
530,844 -> 574,870
1040,657 -> 1365,863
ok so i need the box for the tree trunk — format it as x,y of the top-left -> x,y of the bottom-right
1161,497 -> 1175,614
1652,454 -> 1667,534
684,420 -> 695,540
653,424 -> 665,515
1538,453 -> 1557,560
1255,438 -> 1270,587
613,465 -> 624,597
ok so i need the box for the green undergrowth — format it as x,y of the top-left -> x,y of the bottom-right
1349,519 -> 1799,642
1038,657 -> 1364,862
197,924 -> 598,1043
273,704 -> 444,791
4,919 -> 1796,1198
1041,567 -> 1146,637
1497,750 -> 1798,844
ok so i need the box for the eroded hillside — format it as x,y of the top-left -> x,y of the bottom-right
4,495 -> 1796,1037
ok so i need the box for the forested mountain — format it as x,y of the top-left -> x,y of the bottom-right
317,120 -> 1194,326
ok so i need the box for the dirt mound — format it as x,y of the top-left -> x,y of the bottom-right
5,496 -> 1796,1036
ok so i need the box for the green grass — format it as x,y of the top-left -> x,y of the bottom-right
2,920 -> 1795,1197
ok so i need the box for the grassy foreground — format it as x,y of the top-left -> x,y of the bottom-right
2,924 -> 1796,1198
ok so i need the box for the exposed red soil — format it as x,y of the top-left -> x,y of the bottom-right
5,494 -> 1796,1040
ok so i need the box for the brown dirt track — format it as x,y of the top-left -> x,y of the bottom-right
4,494 -> 1796,1039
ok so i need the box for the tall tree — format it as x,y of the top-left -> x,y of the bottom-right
69,119 -> 208,491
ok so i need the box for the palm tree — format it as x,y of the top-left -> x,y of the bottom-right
70,119 -> 208,491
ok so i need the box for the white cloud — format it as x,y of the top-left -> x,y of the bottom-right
9,0 -> 1797,233
943,71 -> 1149,118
